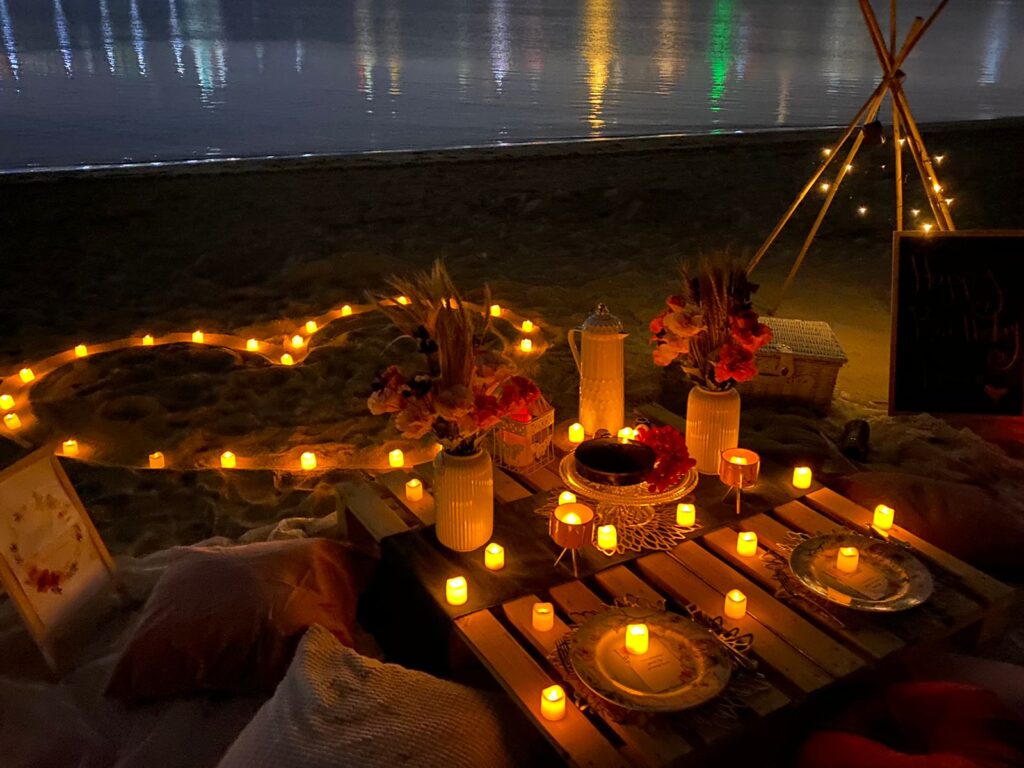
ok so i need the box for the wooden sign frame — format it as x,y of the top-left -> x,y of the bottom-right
0,447 -> 115,670
889,230 -> 1024,419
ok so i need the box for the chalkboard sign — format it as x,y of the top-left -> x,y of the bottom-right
890,231 -> 1024,417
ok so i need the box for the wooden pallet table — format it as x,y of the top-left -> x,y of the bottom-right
348,403 -> 1016,767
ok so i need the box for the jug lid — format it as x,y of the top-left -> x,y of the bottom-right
581,303 -> 624,334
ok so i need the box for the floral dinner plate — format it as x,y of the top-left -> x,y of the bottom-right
789,532 -> 933,612
568,606 -> 732,712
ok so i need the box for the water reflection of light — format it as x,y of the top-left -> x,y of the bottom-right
655,0 -> 677,95
295,39 -> 305,73
456,8 -> 469,96
355,0 -> 375,106
183,0 -> 228,106
169,0 -> 185,75
583,0 -> 615,133
129,0 -> 148,76
490,0 -> 510,95
734,10 -> 750,81
707,0 -> 734,112
979,1 -> 1010,86
776,69 -> 791,124
99,0 -> 115,73
523,10 -> 544,91
385,0 -> 401,97
53,0 -> 72,77
0,0 -> 19,80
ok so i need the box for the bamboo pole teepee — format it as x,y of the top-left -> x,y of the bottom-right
747,0 -> 956,313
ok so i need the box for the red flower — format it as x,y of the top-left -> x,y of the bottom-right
635,424 -> 696,493
729,309 -> 772,353
714,343 -> 758,384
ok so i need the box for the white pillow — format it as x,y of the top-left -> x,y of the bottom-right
217,625 -> 527,768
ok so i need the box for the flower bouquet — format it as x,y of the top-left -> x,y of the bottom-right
649,255 -> 772,473
368,262 -> 541,456
649,256 -> 772,390
368,261 -> 541,551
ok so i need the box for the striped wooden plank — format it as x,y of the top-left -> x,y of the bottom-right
550,579 -> 611,623
593,565 -> 792,716
712,514 -> 905,660
455,609 -> 629,768
336,480 -> 414,541
377,470 -> 436,526
493,463 -> 536,504
806,488 -> 1016,609
669,542 -> 864,679
700,522 -> 905,660
634,554 -> 833,697
502,595 -> 694,767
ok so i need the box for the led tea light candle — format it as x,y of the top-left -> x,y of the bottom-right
568,422 -> 585,444
597,524 -> 617,552
540,685 -> 566,721
445,576 -> 467,606
291,335 -> 305,349
873,504 -> 895,531
736,531 -> 758,557
280,353 -> 294,366
142,334 -> 155,346
305,320 -> 318,334
0,394 -> 13,411
616,426 -> 634,441
62,439 -> 79,457
520,338 -> 533,353
4,413 -> 21,430
489,304 -> 502,317
341,305 -> 353,317
792,466 -> 813,490
676,503 -> 696,527
837,546 -> 859,574
396,295 -> 410,306
484,543 -> 505,571
625,623 -> 649,655
388,449 -> 404,468
192,331 -> 205,344
521,320 -> 535,333
19,368 -> 35,383
558,491 -> 576,505
532,602 -> 555,632
74,344 -> 88,358
300,452 -> 317,471
724,589 -> 747,620
246,339 -> 259,352
405,478 -> 423,502
149,451 -> 165,469
220,451 -> 237,469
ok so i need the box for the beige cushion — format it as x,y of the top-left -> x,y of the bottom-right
218,625 -> 531,768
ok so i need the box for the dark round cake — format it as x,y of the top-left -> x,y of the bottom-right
573,437 -> 656,486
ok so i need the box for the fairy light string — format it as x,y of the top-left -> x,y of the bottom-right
0,297 -> 546,472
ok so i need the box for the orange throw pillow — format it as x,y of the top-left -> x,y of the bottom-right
107,538 -> 370,701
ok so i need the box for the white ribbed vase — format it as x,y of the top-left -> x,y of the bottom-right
433,448 -> 494,552
685,386 -> 741,474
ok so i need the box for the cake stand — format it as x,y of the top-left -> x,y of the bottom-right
558,454 -> 700,554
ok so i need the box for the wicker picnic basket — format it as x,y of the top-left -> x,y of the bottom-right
740,318 -> 847,412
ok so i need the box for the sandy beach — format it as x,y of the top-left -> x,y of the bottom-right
1,119 -> 1023,768
3,119 -> 1024,550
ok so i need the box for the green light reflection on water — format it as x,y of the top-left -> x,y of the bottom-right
708,0 -> 734,113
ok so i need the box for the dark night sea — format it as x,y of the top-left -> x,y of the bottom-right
0,0 -> 1020,171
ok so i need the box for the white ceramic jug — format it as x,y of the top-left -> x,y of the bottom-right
568,304 -> 627,437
